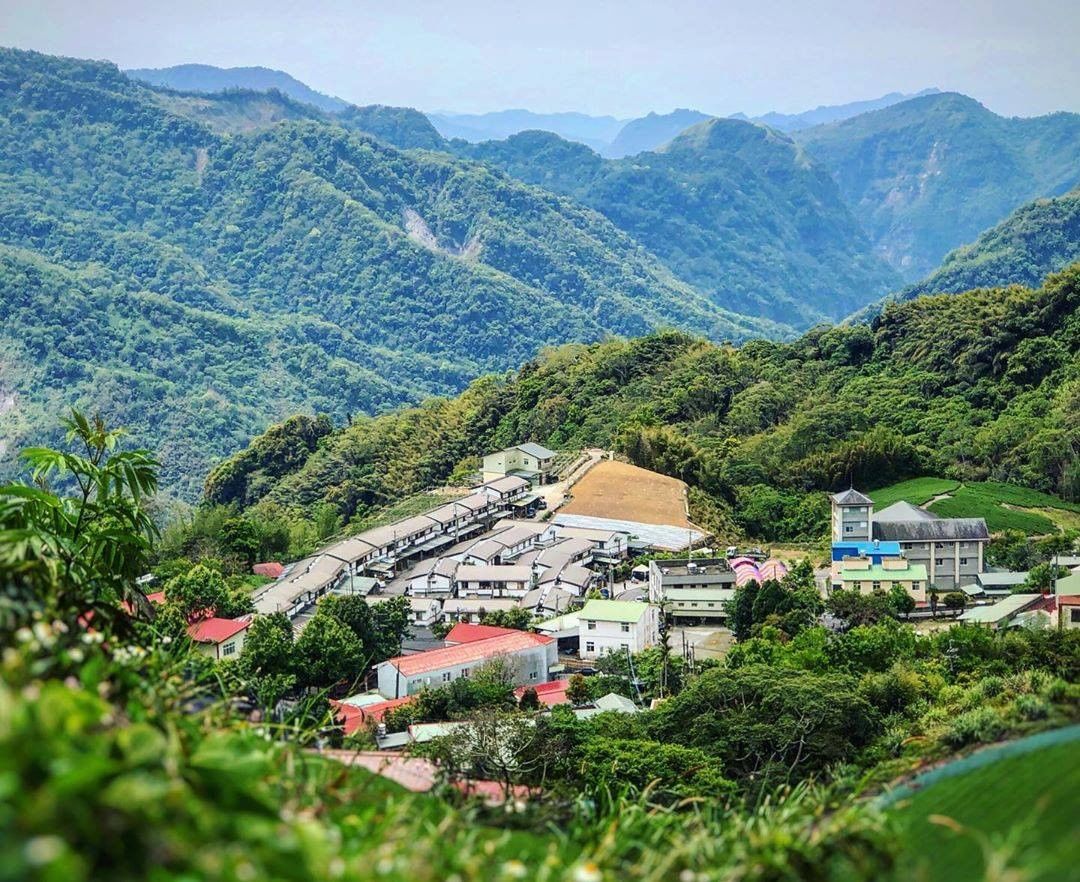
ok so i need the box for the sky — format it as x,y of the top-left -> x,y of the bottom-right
3,0 -> 1079,118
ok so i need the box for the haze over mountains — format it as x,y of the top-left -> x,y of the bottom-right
2,49 -> 1078,499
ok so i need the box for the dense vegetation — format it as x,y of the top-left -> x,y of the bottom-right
864,187 -> 1080,317
795,92 -> 1080,278
208,267 -> 1080,542
0,48 -> 769,498
457,121 -> 900,325
3,410 -> 1078,882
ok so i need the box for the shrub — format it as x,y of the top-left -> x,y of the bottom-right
943,707 -> 1005,748
1013,694 -> 1050,721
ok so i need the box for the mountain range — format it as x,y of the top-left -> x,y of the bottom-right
5,49 -> 1080,500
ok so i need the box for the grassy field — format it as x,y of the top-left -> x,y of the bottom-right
888,731 -> 1080,882
870,478 -> 1078,535
869,478 -> 961,509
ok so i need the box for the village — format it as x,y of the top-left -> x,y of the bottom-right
164,441 -> 1080,759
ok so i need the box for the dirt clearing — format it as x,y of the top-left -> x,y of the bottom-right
560,460 -> 691,527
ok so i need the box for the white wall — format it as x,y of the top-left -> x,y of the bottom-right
580,608 -> 658,660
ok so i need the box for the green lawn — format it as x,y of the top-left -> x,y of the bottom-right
869,477 -> 961,509
888,730 -> 1080,882
870,478 -> 1077,535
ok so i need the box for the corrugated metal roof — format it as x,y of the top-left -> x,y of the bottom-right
578,599 -> 650,623
873,518 -> 989,542
959,593 -> 1043,623
832,488 -> 873,505
515,442 -> 555,460
384,631 -> 553,676
553,514 -> 703,551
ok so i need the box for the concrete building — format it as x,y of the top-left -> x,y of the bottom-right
188,617 -> 250,661
482,443 -> 556,485
829,491 -> 989,592
832,556 -> 928,602
454,565 -> 535,598
648,557 -> 737,622
376,630 -> 557,698
830,488 -> 874,542
578,599 -> 659,660
959,593 -> 1050,630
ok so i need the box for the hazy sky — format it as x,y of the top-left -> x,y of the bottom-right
3,0 -> 1078,118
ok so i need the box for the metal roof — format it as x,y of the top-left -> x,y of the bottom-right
578,599 -> 650,624
872,501 -> 937,522
515,442 -> 555,460
382,631 -> 553,676
553,513 -> 703,551
839,563 -> 927,581
959,593 -> 1043,624
873,518 -> 990,542
831,488 -> 873,506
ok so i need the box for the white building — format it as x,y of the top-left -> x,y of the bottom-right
482,443 -> 556,485
577,599 -> 659,660
375,630 -> 557,698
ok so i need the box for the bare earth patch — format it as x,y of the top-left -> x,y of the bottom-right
560,460 -> 691,528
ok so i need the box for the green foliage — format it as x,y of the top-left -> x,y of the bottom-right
478,607 -> 535,630
868,477 -> 961,508
384,660 -> 518,730
566,673 -> 591,706
726,561 -> 823,640
0,48 -> 773,500
214,267 -> 1080,529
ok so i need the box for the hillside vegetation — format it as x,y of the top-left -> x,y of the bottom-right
458,120 -> 900,326
796,92 -> 1080,278
0,48 -> 770,498
207,267 -> 1080,542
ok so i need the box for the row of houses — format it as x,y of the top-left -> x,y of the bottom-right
253,476 -> 534,618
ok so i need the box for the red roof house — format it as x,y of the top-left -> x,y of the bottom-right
444,622 -> 521,644
514,678 -> 572,707
253,562 -> 285,579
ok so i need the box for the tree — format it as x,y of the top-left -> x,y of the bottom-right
1023,562 -> 1065,593
163,564 -> 228,620
480,608 -> 534,630
566,674 -> 590,706
0,410 -> 158,632
943,592 -> 968,613
293,614 -> 365,690
887,584 -> 916,619
518,687 -> 541,711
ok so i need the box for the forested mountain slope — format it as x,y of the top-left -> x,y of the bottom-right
795,92 -> 1080,279
208,266 -> 1080,532
0,48 -> 771,498
857,188 -> 1080,320
457,120 -> 900,326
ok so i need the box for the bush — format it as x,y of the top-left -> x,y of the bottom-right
943,707 -> 1006,748
1013,694 -> 1050,721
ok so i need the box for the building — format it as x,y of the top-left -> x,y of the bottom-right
830,488 -> 874,542
454,565 -> 535,598
188,617 -> 250,661
974,571 -> 1030,598
376,630 -> 557,698
482,443 -> 557,485
648,557 -> 736,622
832,556 -> 928,602
829,491 -> 989,592
1058,594 -> 1080,630
958,593 -> 1049,629
577,599 -> 659,660
830,540 -> 902,564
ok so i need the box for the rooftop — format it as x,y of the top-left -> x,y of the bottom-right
832,540 -> 903,556
831,488 -> 873,506
188,617 -> 249,644
838,563 -> 928,581
959,593 -> 1044,624
455,564 -> 534,583
873,517 -> 989,542
515,442 -> 555,460
444,623 -> 521,644
382,631 -> 553,677
872,501 -> 938,522
578,599 -> 650,624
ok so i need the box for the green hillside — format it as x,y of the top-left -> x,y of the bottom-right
458,121 -> 901,327
0,48 -> 772,498
888,729 -> 1080,882
796,92 -> 1080,279
859,188 -> 1080,320
208,267 -> 1080,542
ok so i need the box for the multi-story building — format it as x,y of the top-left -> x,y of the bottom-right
482,443 -> 557,485
832,556 -> 928,602
830,492 -> 989,593
648,557 -> 737,622
577,599 -> 659,659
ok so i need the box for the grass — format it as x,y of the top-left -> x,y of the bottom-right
888,734 -> 1080,882
869,478 -> 961,509
870,477 -> 1078,535
347,492 -> 465,531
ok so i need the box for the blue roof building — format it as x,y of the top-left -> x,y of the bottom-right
831,539 -> 902,564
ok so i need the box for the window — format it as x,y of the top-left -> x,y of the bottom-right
529,671 -> 538,679
936,558 -> 946,567
222,642 -> 236,657
586,621 -> 596,630
852,582 -> 861,591
621,643 -> 629,651
620,622 -> 630,632
912,582 -> 921,591
1071,609 -> 1080,624
442,672 -> 451,682
872,581 -> 881,591
461,668 -> 470,678
585,641 -> 595,653
960,557 -> 969,566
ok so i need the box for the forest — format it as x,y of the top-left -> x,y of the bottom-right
207,266 -> 1080,544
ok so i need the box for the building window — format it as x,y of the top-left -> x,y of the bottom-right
1071,609 -> 1080,624
529,671 -> 538,679
621,643 -> 629,651
852,582 -> 861,591
222,642 -> 236,656
912,582 -> 921,591
585,641 -> 595,653
872,581 -> 881,591
936,558 -> 946,567
587,621 -> 596,630
620,622 -> 630,633
960,557 -> 969,565
442,672 -> 451,682
461,668 -> 470,678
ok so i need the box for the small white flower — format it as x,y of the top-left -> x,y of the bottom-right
24,836 -> 65,866
501,860 -> 528,878
15,628 -> 33,644
572,862 -> 603,882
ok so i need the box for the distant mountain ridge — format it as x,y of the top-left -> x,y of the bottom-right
126,63 -> 350,112
795,91 -> 1080,278
456,120 -> 900,326
428,109 -> 626,152
741,89 -> 941,132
